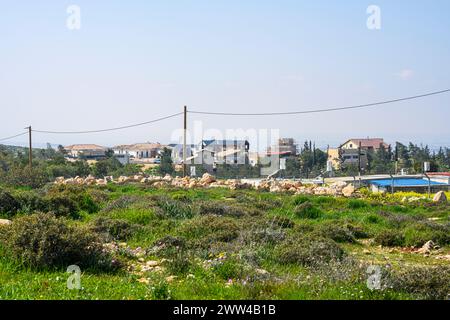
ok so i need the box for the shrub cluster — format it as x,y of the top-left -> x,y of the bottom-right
294,202 -> 323,219
0,213 -> 112,270
0,189 -> 20,217
390,266 -> 450,300
90,216 -> 140,241
276,234 -> 345,267
180,215 -> 239,248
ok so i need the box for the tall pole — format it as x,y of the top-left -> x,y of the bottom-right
27,126 -> 32,169
183,106 -> 187,177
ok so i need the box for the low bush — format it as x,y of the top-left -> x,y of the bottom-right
347,199 -> 368,209
44,185 -> 100,218
101,195 -> 141,212
0,213 -> 112,270
155,196 -> 194,219
212,257 -> 247,280
150,236 -> 187,257
374,230 -> 405,247
0,189 -> 20,217
198,202 -> 244,218
403,225 -> 450,247
294,202 -> 322,219
180,215 -> 239,248
292,195 -> 310,206
268,216 -> 295,229
165,252 -> 192,275
313,222 -> 356,243
276,234 -> 345,267
390,266 -> 450,300
12,189 -> 46,214
90,216 -> 140,241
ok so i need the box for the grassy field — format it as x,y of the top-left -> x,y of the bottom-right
0,184 -> 449,300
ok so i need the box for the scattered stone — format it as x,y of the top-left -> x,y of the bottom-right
432,191 -> 447,203
200,173 -> 216,185
137,278 -> 149,284
166,275 -> 177,283
255,268 -> 269,276
146,260 -> 159,267
0,219 -> 12,226
342,184 -> 355,197
417,240 -> 438,255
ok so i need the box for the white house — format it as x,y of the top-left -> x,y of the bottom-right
113,143 -> 162,160
64,144 -> 106,159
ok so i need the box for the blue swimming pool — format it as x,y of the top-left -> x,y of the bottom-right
369,178 -> 447,187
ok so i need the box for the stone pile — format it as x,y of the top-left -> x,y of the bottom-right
53,173 -> 360,197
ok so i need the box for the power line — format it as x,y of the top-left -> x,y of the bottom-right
189,88 -> 450,116
0,131 -> 28,142
32,112 -> 184,134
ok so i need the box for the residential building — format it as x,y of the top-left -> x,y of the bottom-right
267,138 -> 297,157
113,143 -> 162,161
340,138 -> 389,152
338,138 -> 390,169
64,144 -> 107,159
200,139 -> 250,165
167,144 -> 194,165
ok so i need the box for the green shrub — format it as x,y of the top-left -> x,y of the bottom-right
276,234 -> 345,267
212,257 -> 247,280
403,225 -> 450,247
269,216 -> 295,229
165,252 -> 191,275
12,189 -> 46,214
155,196 -> 193,219
313,223 -> 356,243
292,195 -> 310,206
0,189 -> 20,217
102,195 -> 140,212
347,199 -> 368,209
364,214 -> 383,224
90,216 -> 140,241
150,236 -> 187,257
180,215 -> 239,248
390,266 -> 450,300
294,202 -> 322,219
374,230 -> 405,247
0,213 -> 112,269
150,280 -> 171,300
43,194 -> 79,218
198,202 -> 261,218
44,185 -> 100,218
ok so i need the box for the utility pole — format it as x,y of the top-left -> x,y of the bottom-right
26,126 -> 32,168
183,106 -> 187,177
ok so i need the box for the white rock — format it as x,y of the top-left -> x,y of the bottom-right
0,219 -> 12,226
433,191 -> 447,203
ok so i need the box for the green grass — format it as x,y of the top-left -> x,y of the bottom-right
0,184 -> 449,300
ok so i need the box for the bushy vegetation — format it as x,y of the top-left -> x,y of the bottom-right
276,234 -> 345,267
0,183 -> 449,300
0,213 -> 112,270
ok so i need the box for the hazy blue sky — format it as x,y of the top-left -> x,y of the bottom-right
1,0 -> 449,150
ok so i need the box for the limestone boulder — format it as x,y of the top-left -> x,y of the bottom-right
433,191 -> 447,203
342,184 -> 356,197
200,173 -> 216,185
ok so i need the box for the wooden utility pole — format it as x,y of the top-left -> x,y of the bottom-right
183,106 -> 187,177
27,126 -> 32,168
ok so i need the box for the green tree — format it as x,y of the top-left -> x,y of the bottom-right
158,147 -> 174,176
